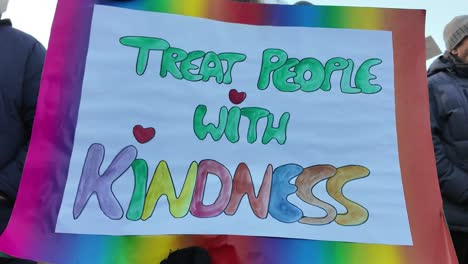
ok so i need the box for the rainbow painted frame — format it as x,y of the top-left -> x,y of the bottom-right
0,0 -> 457,263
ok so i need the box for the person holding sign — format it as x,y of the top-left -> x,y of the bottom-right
0,0 -> 45,263
427,15 -> 468,264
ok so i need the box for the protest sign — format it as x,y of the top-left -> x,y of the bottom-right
0,1 -> 456,263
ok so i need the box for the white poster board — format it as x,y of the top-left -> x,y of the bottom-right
56,5 -> 412,246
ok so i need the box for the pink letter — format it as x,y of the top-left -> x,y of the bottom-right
190,160 -> 232,217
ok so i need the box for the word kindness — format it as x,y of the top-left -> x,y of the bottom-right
73,144 -> 370,226
120,36 -> 383,94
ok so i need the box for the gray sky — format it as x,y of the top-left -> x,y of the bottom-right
3,0 -> 467,55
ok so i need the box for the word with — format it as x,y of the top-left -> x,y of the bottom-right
258,49 -> 383,94
120,36 -> 246,84
193,105 -> 290,145
73,144 -> 370,226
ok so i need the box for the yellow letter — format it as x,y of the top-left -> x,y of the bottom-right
142,161 -> 198,220
326,165 -> 369,226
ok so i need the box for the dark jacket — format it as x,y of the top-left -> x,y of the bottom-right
428,52 -> 468,231
0,19 -> 46,202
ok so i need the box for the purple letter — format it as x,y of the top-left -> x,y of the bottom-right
73,144 -> 137,220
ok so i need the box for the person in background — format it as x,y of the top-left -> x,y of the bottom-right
0,0 -> 46,263
294,1 -> 313,4
160,247 -> 210,264
427,15 -> 468,264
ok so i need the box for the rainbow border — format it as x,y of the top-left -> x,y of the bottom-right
0,0 -> 457,263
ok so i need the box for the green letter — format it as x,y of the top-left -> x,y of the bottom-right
321,57 -> 349,91
294,58 -> 325,92
126,159 -> 148,221
180,50 -> 205,81
160,47 -> 188,80
119,36 -> 170,75
273,58 -> 300,92
200,52 -> 224,84
225,107 -> 241,143
193,105 -> 228,141
257,49 -> 288,90
241,107 -> 270,144
262,112 -> 290,145
340,59 -> 361,94
356,58 -> 383,94
219,53 -> 247,84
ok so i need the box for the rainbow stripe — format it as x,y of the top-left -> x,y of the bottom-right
0,0 -> 456,263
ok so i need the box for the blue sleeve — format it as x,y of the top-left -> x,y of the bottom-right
429,81 -> 468,204
0,41 -> 46,201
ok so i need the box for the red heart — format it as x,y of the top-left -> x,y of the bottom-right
229,89 -> 247,105
133,125 -> 156,144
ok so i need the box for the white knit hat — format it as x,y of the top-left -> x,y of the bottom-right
444,15 -> 468,51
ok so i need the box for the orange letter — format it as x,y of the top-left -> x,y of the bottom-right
295,165 -> 337,225
225,163 -> 273,218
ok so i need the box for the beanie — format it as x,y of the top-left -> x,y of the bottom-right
444,15 -> 468,51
